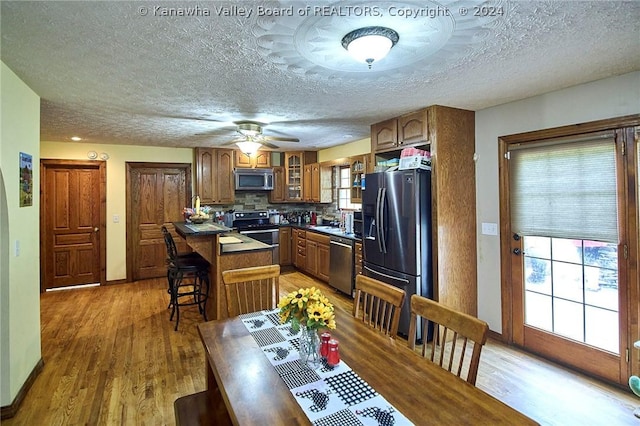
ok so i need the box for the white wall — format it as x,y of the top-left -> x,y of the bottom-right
475,71 -> 640,332
0,62 -> 41,406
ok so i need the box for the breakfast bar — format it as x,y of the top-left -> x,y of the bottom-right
173,222 -> 273,320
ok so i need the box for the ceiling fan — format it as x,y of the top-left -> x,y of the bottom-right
221,121 -> 300,154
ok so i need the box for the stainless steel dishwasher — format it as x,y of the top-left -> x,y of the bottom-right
329,235 -> 354,296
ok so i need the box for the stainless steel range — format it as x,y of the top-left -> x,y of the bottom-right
227,211 -> 279,264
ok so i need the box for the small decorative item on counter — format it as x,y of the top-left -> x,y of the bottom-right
326,338 -> 340,367
183,206 -> 210,223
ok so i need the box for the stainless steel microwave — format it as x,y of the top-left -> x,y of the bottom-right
234,168 -> 274,190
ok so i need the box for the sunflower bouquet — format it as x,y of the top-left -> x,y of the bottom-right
278,287 -> 336,331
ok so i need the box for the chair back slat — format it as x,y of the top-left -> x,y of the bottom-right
161,225 -> 178,262
222,265 -> 280,317
353,275 -> 406,337
408,295 -> 489,386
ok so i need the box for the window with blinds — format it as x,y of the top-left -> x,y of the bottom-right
509,131 -> 618,243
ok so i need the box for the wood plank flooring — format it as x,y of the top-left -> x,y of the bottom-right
4,269 -> 638,425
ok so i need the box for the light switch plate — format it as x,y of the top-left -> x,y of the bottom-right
113,214 -> 120,223
481,222 -> 498,236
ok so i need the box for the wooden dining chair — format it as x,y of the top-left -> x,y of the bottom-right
408,294 -> 489,386
353,275 -> 406,337
221,264 -> 280,317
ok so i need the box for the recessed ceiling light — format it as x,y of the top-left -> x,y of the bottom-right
71,136 -> 82,141
343,134 -> 353,138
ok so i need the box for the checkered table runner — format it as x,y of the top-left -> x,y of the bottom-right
240,309 -> 413,426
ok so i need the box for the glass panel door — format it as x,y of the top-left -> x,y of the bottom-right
523,236 -> 619,353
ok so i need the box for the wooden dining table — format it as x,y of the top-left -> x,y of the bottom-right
194,306 -> 539,425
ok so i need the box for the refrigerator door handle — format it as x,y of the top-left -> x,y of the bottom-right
379,187 -> 387,254
375,188 -> 383,253
364,265 -> 410,284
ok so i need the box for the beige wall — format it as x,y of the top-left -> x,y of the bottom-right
318,137 -> 370,163
40,142 -> 193,281
475,71 -> 640,332
0,62 -> 41,406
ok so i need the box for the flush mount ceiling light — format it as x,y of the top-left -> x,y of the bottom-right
341,26 -> 399,69
235,141 -> 262,156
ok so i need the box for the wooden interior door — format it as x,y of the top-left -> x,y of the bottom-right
40,160 -> 106,290
126,163 -> 191,281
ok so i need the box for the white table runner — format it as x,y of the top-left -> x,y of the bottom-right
240,309 -> 414,426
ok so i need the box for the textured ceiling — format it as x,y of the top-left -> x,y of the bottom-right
1,1 -> 639,150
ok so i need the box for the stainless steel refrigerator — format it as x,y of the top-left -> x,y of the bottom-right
362,169 -> 432,338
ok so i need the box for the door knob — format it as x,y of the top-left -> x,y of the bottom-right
513,248 -> 521,255
94,227 -> 99,232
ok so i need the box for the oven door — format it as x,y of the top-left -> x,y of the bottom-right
238,228 -> 279,265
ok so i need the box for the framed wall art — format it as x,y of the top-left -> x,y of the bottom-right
19,152 -> 33,207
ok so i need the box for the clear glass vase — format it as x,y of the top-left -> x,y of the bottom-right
298,324 -> 322,369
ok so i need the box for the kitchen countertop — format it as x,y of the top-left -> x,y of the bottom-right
173,222 -> 272,254
218,232 -> 272,254
285,224 -> 360,241
174,221 -> 232,237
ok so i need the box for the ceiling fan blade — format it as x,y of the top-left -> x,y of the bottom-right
261,141 -> 280,149
263,135 -> 300,143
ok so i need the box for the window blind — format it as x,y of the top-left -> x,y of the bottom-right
509,132 -> 618,243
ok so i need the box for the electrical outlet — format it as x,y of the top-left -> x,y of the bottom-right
14,240 -> 20,257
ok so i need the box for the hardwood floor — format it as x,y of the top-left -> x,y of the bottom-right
4,270 -> 638,425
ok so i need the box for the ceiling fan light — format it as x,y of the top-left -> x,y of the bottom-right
236,141 -> 262,156
237,122 -> 262,137
341,26 -> 399,68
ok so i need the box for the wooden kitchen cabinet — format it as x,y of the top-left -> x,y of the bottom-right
398,109 -> 429,145
371,118 -> 398,152
195,148 -> 234,205
269,166 -> 286,203
284,151 -> 319,202
370,105 -> 477,317
285,152 -> 303,202
371,109 -> 429,153
235,150 -> 271,168
293,229 -> 306,269
304,231 -> 330,283
306,239 -> 318,276
303,163 -> 332,203
279,226 -> 291,266
354,241 -> 363,277
350,156 -> 367,203
317,239 -> 330,282
303,164 -> 312,202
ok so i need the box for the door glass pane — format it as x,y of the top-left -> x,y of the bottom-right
525,291 -> 552,331
553,298 -> 584,341
585,305 -> 619,352
552,261 -> 583,303
523,236 -> 619,354
524,236 -> 551,294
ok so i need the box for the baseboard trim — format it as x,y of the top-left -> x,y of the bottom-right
105,278 -> 128,286
1,357 -> 44,419
488,329 -> 504,342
